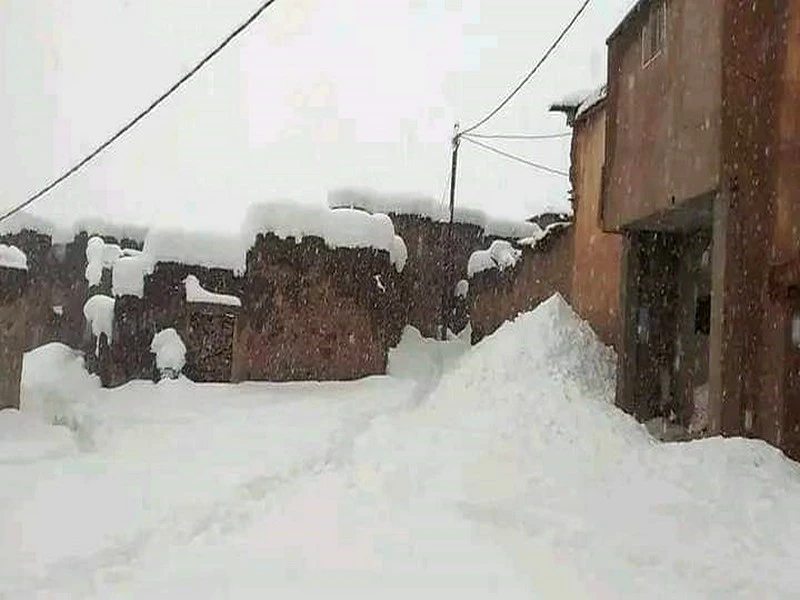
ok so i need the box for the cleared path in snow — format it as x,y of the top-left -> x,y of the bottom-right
4,297 -> 800,598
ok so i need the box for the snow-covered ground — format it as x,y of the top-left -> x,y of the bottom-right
3,296 -> 800,598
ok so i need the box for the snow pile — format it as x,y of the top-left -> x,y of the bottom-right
84,237 -> 123,286
328,188 -> 537,240
82,295 -> 115,353
243,202 -> 408,271
454,279 -> 469,299
112,255 -> 149,298
150,328 -> 186,377
0,244 -> 28,270
184,275 -> 241,307
19,343 -> 100,429
467,240 -> 522,277
550,88 -> 594,110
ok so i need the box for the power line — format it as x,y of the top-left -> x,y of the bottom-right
460,0 -> 593,136
0,0 -> 281,225
463,131 -> 571,141
461,136 -> 569,177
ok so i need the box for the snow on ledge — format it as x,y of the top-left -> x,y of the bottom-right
243,202 -> 408,271
83,295 -> 115,354
517,221 -> 572,249
467,240 -> 522,278
0,244 -> 28,271
184,275 -> 241,307
327,188 -> 538,239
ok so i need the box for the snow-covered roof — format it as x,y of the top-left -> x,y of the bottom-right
574,85 -> 608,122
549,88 -> 594,111
0,244 -> 28,271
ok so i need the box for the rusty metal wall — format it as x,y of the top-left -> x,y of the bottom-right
604,0 -> 723,230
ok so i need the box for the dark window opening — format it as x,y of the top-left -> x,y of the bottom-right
695,294 -> 711,335
642,1 -> 666,66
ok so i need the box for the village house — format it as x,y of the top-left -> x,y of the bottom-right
602,0 -> 800,453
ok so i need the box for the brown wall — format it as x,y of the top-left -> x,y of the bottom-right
103,262 -> 242,386
469,227 -> 574,344
569,106 -> 623,349
604,0 -> 723,229
389,214 -> 485,338
0,268 -> 28,410
232,233 -> 405,382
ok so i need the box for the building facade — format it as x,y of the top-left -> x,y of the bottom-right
604,0 -> 800,452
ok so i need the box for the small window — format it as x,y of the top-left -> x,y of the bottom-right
642,1 -> 666,66
695,294 -> 711,336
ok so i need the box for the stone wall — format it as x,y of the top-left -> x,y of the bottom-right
0,267 -> 28,410
469,226 -> 574,344
389,214 -> 484,338
232,233 -> 405,382
101,263 -> 242,387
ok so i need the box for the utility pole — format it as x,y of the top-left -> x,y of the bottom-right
440,124 -> 461,341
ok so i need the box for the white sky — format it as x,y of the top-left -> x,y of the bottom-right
0,0 -> 634,233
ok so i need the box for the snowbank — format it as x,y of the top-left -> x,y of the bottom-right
150,329 -> 186,375
0,244 -> 28,270
467,240 -> 522,277
82,295 -> 115,353
184,275 -> 241,307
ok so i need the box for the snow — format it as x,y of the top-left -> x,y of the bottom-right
517,221 -> 572,248
184,275 -> 241,307
575,85 -> 608,121
6,296 -> 800,596
467,239 -> 522,277
328,188 -> 538,240
0,212 -> 149,246
112,255 -> 148,298
243,202 -> 408,271
150,328 -> 187,375
143,228 -> 246,275
82,295 -> 115,353
0,243 -> 28,270
551,88 -> 594,109
454,279 -> 469,298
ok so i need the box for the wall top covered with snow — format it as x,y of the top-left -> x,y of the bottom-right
0,211 -> 150,246
0,244 -> 28,271
327,188 -> 539,240
468,240 -> 523,278
243,202 -> 407,271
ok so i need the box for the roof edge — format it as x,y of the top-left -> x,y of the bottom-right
606,0 -> 652,44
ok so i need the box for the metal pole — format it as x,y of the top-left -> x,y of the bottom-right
440,124 -> 461,340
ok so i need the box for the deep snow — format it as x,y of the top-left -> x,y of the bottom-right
3,296 -> 800,598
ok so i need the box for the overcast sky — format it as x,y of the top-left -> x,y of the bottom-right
1,0 -> 633,233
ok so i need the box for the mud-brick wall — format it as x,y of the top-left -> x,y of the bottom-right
469,226 -> 574,344
0,267 -> 28,410
389,214 -> 484,338
232,233 -> 405,382
101,263 -> 242,387
569,106 -> 623,350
